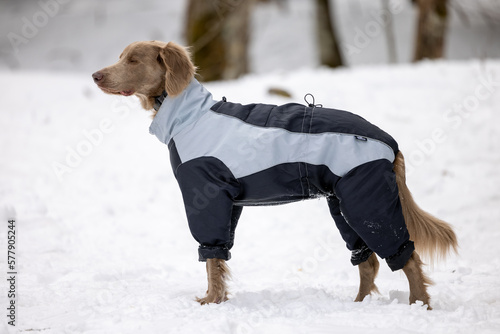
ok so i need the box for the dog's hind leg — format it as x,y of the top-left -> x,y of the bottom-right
354,253 -> 380,302
402,252 -> 433,309
196,258 -> 230,305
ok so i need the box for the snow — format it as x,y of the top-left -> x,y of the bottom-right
1,59 -> 500,334
1,0 -> 500,333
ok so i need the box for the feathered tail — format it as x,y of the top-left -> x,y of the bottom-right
393,151 -> 458,262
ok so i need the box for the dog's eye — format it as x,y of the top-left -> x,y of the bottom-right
128,59 -> 138,64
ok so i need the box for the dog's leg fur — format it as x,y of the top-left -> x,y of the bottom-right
354,253 -> 380,302
402,252 -> 433,309
196,258 -> 230,305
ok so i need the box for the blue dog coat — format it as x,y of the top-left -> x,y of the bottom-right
150,79 -> 414,271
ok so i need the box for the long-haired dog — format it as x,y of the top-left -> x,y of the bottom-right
92,41 -> 458,307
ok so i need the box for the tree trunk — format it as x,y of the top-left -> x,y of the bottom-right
185,0 -> 251,81
315,0 -> 343,68
413,0 -> 448,61
382,0 -> 397,63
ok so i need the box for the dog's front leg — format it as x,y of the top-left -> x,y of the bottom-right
196,258 -> 230,305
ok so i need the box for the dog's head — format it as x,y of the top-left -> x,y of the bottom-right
92,41 -> 196,112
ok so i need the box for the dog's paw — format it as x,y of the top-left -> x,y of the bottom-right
195,293 -> 228,305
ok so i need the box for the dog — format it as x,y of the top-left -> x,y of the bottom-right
92,41 -> 458,307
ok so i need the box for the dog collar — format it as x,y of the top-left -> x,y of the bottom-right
153,90 -> 168,112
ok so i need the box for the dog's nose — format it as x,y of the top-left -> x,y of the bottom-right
92,71 -> 104,83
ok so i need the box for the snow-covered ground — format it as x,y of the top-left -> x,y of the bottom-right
1,59 -> 500,333
1,0 -> 500,333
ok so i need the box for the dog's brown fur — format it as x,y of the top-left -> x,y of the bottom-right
403,252 -> 433,308
355,253 -> 380,302
196,259 -> 230,305
93,41 -> 458,307
92,41 -> 196,115
394,152 -> 459,262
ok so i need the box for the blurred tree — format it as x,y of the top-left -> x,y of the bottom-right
382,0 -> 397,63
315,0 -> 343,67
185,0 -> 251,81
413,0 -> 448,61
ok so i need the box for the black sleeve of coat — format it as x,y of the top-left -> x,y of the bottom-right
175,157 -> 241,261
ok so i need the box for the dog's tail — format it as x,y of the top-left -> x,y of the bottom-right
393,151 -> 458,263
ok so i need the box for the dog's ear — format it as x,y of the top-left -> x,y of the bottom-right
159,42 -> 196,96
